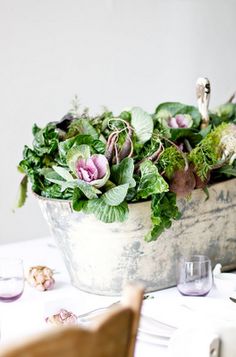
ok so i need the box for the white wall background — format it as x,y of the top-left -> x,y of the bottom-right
1,0 -> 236,244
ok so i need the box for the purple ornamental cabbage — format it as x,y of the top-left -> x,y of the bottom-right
67,145 -> 110,188
168,114 -> 193,129
75,154 -> 109,187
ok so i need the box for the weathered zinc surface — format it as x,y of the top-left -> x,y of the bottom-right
38,178 -> 236,296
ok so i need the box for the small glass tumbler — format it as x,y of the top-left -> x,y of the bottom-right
0,258 -> 24,302
177,255 -> 212,296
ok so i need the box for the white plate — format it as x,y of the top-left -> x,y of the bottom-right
140,296 -> 236,350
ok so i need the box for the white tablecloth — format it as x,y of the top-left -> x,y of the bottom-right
0,237 -> 234,356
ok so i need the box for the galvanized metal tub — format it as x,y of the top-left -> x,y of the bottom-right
36,178 -> 236,296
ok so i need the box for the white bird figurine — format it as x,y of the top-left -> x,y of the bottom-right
196,77 -> 211,129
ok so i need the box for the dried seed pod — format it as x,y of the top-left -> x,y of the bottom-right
27,265 -> 55,291
45,309 -> 77,326
169,168 -> 196,197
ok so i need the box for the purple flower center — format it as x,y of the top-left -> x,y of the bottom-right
168,114 -> 189,128
75,154 -> 108,183
76,158 -> 98,182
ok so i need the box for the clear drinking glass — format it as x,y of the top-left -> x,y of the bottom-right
177,255 -> 212,296
0,258 -> 24,302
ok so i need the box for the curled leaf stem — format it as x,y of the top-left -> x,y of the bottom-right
105,131 -> 119,162
119,124 -> 133,160
114,137 -> 119,164
134,142 -> 164,172
149,142 -> 164,163
106,118 -> 134,164
107,117 -> 132,131
184,139 -> 193,153
211,158 -> 229,170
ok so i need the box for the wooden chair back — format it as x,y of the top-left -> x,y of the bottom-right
0,284 -> 144,357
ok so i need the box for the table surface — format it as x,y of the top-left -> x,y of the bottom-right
0,237 -> 231,356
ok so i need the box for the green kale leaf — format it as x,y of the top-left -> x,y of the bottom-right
110,157 -> 136,188
131,107 -> 154,144
137,160 -> 169,199
83,198 -> 129,223
103,183 -> 129,206
145,192 -> 181,241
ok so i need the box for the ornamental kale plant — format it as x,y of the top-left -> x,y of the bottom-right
17,90 -> 236,241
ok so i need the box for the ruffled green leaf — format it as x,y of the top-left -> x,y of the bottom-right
214,103 -> 236,122
52,166 -> 74,181
92,139 -> 106,154
76,179 -> 101,199
46,175 -> 101,196
59,135 -> 106,164
138,160 -> 169,199
145,192 -> 181,242
58,137 -> 77,163
103,183 -> 129,206
67,144 -> 90,174
83,199 -> 129,223
40,184 -> 74,200
110,157 -> 136,188
67,118 -> 99,139
44,169 -> 64,184
72,187 -> 86,211
43,169 -> 76,192
131,107 -> 153,143
32,124 -> 59,155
